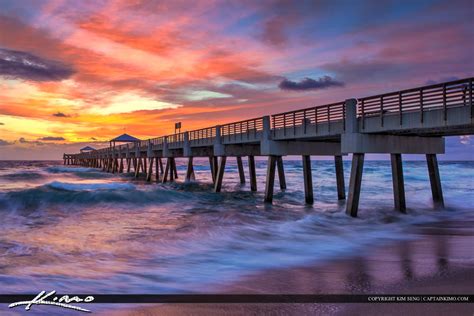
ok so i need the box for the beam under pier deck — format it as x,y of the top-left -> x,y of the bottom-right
302,155 -> 313,204
346,153 -> 365,217
426,154 -> 444,207
390,153 -> 406,212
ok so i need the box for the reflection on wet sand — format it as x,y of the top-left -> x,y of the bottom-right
100,221 -> 473,315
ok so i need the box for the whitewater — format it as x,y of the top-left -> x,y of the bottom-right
0,159 -> 473,296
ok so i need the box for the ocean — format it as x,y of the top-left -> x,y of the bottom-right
0,159 -> 473,302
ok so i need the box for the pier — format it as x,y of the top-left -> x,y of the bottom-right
65,77 -> 474,217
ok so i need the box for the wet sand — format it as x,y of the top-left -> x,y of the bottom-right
101,220 -> 474,315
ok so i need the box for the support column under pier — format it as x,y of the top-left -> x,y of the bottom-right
146,157 -> 154,182
276,156 -> 286,190
169,158 -> 175,182
185,157 -> 195,182
155,157 -> 161,182
214,156 -> 227,192
209,156 -> 216,184
264,156 -> 277,203
335,155 -> 346,200
135,158 -> 142,178
426,154 -> 444,207
236,156 -> 245,184
390,154 -> 406,212
302,155 -> 313,204
172,158 -> 178,179
346,153 -> 365,217
158,158 -> 164,173
119,158 -> 124,173
248,156 -> 257,192
162,158 -> 170,183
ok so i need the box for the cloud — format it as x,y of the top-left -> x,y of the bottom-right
0,48 -> 74,81
18,137 -> 42,146
52,112 -> 70,117
278,76 -> 344,91
0,122 -> 4,125
0,139 -> 13,146
260,16 -> 289,47
425,76 -> 459,85
38,136 -> 66,141
90,137 -> 97,140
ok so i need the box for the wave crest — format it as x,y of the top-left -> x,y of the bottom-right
47,181 -> 136,191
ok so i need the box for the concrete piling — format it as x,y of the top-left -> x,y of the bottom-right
335,155 -> 345,200
186,157 -> 195,182
427,154 -> 444,207
264,156 -> 277,203
236,156 -> 245,184
248,156 -> 257,192
276,156 -> 286,190
302,155 -> 313,204
390,153 -> 406,212
162,158 -> 170,183
214,156 -> 227,192
346,153 -> 365,217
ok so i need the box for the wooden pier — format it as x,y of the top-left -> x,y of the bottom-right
65,77 -> 474,216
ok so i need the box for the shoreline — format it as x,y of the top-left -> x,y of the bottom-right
101,219 -> 474,315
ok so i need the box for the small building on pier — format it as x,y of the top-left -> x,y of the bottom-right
110,133 -> 141,147
80,146 -> 96,153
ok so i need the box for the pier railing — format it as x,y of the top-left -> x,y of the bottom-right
167,132 -> 185,148
145,137 -> 163,150
358,77 -> 473,128
271,101 -> 346,138
188,127 -> 216,146
70,77 -> 473,158
221,117 -> 263,143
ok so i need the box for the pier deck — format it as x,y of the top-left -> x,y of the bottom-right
65,77 -> 474,216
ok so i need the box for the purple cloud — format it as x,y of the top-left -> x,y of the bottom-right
0,139 -> 13,146
0,48 -> 74,81
52,112 -> 70,117
279,76 -> 344,91
38,136 -> 65,141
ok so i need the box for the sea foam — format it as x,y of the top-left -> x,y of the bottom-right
47,181 -> 136,191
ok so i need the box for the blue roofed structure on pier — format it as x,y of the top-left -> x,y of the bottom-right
80,146 -> 96,153
110,133 -> 141,147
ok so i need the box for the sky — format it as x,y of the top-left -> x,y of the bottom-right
0,0 -> 473,160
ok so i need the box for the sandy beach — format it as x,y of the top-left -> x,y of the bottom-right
103,219 -> 474,315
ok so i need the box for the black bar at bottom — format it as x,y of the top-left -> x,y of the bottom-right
1,294 -> 472,304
